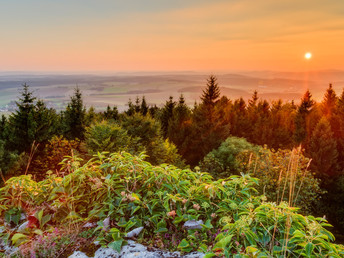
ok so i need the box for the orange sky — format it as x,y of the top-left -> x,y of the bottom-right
0,0 -> 343,72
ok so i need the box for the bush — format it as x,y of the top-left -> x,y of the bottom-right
0,152 -> 342,257
85,120 -> 142,155
199,136 -> 257,178
237,147 -> 324,214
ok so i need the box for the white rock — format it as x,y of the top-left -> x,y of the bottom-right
126,226 -> 144,238
120,240 -> 147,254
103,217 -> 110,231
184,252 -> 205,258
17,221 -> 29,233
0,239 -> 19,256
20,213 -> 26,220
68,251 -> 89,258
183,220 -> 204,230
83,222 -> 97,228
94,247 -> 119,258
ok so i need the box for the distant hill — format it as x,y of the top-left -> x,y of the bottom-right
0,70 -> 343,112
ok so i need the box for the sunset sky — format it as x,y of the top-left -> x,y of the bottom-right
1,0 -> 343,72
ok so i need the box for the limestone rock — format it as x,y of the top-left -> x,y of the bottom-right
183,220 -> 204,230
95,247 -> 119,257
126,226 -> 144,238
68,251 -> 89,258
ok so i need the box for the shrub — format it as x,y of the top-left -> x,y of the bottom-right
85,120 -> 142,155
199,136 -> 257,178
0,152 -> 342,257
237,147 -> 324,214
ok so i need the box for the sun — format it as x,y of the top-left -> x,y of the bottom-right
305,52 -> 312,60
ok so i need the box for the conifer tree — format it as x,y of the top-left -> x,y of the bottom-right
134,96 -> 141,113
7,84 -> 56,153
309,116 -> 338,181
294,90 -> 315,144
63,87 -> 86,140
322,83 -> 337,117
160,96 -> 176,138
104,105 -> 119,120
201,75 -> 220,106
126,99 -> 135,116
167,95 -> 192,149
8,84 -> 37,152
140,96 -> 148,116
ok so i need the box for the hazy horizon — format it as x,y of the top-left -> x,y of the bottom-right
1,69 -> 343,113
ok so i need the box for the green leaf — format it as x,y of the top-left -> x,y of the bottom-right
11,233 -> 28,246
41,214 -> 51,228
305,242 -> 314,256
34,229 -> 43,236
202,219 -> 213,229
213,234 -> 233,251
108,239 -> 123,253
178,239 -> 193,252
131,193 -> 140,202
173,216 -> 184,225
246,246 -> 258,253
37,209 -> 44,224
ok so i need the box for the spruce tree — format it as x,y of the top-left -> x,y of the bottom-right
322,83 -> 337,117
309,116 -> 338,181
140,96 -> 148,116
160,96 -> 176,138
126,99 -> 135,116
8,83 -> 37,152
293,90 -> 315,144
104,105 -> 119,120
167,94 -> 192,149
63,87 -> 86,140
201,75 -> 220,106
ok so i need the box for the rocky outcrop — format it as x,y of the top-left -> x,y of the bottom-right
68,240 -> 204,258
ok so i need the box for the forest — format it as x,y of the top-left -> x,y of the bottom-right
0,76 -> 344,257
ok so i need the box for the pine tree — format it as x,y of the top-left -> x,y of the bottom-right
201,75 -> 220,106
322,83 -> 337,117
140,96 -> 148,116
126,99 -> 135,116
7,84 -> 56,153
134,96 -> 141,113
104,105 -> 119,120
293,90 -> 315,144
160,96 -> 176,138
8,83 -> 37,152
309,116 -> 338,181
63,87 -> 86,140
299,90 -> 315,114
167,94 -> 192,149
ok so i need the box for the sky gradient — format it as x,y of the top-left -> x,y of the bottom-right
1,0 -> 343,72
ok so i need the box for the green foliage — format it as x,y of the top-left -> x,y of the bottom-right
200,137 -> 323,214
199,136 -> 257,178
30,135 -> 80,180
4,207 -> 22,226
63,87 -> 86,140
309,116 -> 339,180
85,120 -> 142,155
7,84 -> 58,153
237,147 -> 324,214
0,152 -> 342,257
121,113 -> 184,166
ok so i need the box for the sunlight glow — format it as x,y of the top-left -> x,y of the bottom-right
305,52 -> 312,60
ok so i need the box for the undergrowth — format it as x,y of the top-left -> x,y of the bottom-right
0,152 -> 343,257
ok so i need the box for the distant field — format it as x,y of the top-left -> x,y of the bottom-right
0,70 -> 343,112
